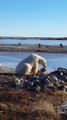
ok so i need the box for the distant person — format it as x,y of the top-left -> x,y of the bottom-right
15,53 -> 46,75
39,43 -> 41,48
60,44 -> 63,47
18,42 -> 21,45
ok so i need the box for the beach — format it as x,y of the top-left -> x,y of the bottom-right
0,44 -> 67,53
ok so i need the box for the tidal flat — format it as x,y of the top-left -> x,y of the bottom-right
0,44 -> 67,53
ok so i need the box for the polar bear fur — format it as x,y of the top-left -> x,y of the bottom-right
15,53 -> 46,75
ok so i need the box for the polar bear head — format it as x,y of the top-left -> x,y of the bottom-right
38,57 -> 46,68
32,53 -> 46,68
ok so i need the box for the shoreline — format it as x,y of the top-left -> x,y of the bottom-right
0,36 -> 67,40
0,44 -> 67,53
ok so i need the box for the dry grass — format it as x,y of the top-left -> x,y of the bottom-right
33,100 -> 55,112
32,100 -> 57,119
0,75 -> 67,120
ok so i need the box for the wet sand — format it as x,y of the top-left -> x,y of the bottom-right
0,44 -> 67,53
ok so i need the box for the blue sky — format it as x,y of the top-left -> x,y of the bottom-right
0,0 -> 67,37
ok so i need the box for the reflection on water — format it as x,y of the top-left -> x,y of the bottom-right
0,52 -> 67,71
0,39 -> 67,46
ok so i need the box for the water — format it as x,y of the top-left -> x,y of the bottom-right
0,52 -> 67,71
0,39 -> 67,46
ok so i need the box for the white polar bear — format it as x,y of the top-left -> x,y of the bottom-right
15,53 -> 46,75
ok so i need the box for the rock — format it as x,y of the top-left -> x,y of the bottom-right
29,75 -> 40,81
64,86 -> 67,92
10,80 -> 16,88
39,73 -> 47,80
14,67 -> 67,92
52,68 -> 67,82
57,85 -> 66,91
36,85 -> 41,92
15,77 -> 25,88
47,75 -> 58,85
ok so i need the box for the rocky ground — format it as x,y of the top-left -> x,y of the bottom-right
0,67 -> 15,73
0,67 -> 67,120
0,44 -> 67,53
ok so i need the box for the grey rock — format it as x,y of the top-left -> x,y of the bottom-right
48,75 -> 58,85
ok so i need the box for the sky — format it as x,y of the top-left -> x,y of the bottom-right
0,0 -> 67,37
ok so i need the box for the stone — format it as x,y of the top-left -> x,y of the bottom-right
48,75 -> 58,85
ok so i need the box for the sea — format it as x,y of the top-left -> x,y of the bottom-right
0,39 -> 67,46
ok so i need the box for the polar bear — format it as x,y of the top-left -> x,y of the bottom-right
15,53 -> 46,75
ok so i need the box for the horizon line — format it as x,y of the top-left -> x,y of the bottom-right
0,36 -> 67,38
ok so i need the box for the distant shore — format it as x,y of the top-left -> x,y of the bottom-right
0,36 -> 67,40
0,44 -> 67,53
